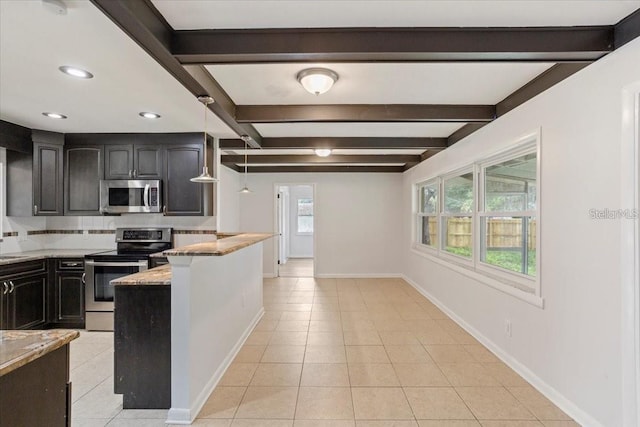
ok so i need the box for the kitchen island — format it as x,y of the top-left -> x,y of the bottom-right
111,232 -> 272,424
0,329 -> 79,427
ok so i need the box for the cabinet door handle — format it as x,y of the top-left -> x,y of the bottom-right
34,205 -> 38,215
8,281 -> 15,293
133,169 -> 137,178
163,205 -> 167,215
2,282 -> 7,295
81,273 -> 86,284
128,170 -> 133,178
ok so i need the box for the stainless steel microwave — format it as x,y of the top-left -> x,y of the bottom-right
99,179 -> 162,214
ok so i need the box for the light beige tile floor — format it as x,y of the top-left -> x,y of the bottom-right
279,258 -> 314,277
70,277 -> 579,426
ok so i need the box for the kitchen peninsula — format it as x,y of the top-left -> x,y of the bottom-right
112,233 -> 273,424
0,330 -> 79,427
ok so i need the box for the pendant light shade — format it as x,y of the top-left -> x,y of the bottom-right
239,135 -> 252,194
297,68 -> 338,95
191,96 -> 219,183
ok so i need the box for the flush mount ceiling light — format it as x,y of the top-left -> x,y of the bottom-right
315,148 -> 332,157
239,135 -> 253,194
59,65 -> 93,79
139,112 -> 161,119
42,112 -> 67,119
297,68 -> 338,95
190,96 -> 219,184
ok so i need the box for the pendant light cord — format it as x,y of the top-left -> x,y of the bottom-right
203,100 -> 207,162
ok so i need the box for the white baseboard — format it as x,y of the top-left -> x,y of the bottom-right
165,308 -> 265,425
401,273 -> 603,427
315,273 -> 403,279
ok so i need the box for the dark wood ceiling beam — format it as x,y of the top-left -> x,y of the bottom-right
89,0 -> 262,146
222,154 -> 420,165
447,123 -> 488,146
614,8 -> 640,49
496,63 -> 590,117
233,165 -> 406,173
236,105 -> 495,123
220,137 -> 448,150
173,27 -> 613,64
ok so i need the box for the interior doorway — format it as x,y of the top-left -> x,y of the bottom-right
275,184 -> 315,277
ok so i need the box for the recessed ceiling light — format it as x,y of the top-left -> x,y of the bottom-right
315,148 -> 332,157
42,112 -> 67,119
59,65 -> 93,79
139,112 -> 161,119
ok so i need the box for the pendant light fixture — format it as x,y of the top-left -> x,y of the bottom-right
239,135 -> 252,194
190,96 -> 219,183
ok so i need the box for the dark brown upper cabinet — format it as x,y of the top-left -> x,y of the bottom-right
64,143 -> 104,216
105,143 -> 163,179
6,130 -> 64,216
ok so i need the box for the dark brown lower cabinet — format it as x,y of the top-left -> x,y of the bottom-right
0,345 -> 71,427
114,285 -> 171,409
49,258 -> 86,329
1,273 -> 47,330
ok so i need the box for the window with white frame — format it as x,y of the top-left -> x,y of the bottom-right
479,150 -> 537,278
412,133 -> 540,297
442,170 -> 474,259
296,198 -> 313,234
416,179 -> 439,249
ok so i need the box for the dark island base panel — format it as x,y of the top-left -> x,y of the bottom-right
0,346 -> 71,427
114,285 -> 171,409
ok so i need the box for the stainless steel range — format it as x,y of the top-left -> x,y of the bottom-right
84,227 -> 172,331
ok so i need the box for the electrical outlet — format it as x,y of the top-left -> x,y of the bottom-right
504,319 -> 512,337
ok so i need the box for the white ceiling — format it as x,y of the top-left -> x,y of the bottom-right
254,122 -> 465,137
152,1 -> 640,29
206,62 -> 554,105
0,0 -> 235,135
1,0 -> 638,171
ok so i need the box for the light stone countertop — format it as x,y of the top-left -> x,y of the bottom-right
162,232 -> 274,257
0,249 -> 112,266
111,264 -> 171,286
0,329 -> 80,376
111,233 -> 273,286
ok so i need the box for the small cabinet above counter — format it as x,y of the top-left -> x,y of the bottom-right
104,143 -> 163,180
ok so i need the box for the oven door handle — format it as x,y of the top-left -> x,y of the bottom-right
143,184 -> 150,209
84,260 -> 148,268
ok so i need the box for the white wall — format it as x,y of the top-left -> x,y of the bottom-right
239,173 -> 403,278
288,185 -> 313,258
402,38 -> 640,427
218,165 -> 241,232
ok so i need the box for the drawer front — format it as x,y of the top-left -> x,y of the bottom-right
0,259 -> 47,279
57,258 -> 85,271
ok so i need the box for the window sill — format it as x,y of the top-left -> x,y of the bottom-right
411,246 -> 544,308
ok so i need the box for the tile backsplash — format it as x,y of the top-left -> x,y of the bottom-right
0,214 -> 218,254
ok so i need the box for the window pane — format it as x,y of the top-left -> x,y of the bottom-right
485,152 -> 536,212
443,216 -> 472,258
298,216 -> 313,233
420,182 -> 438,214
444,172 -> 473,214
297,198 -> 313,233
419,216 -> 438,248
481,216 -> 536,276
297,198 -> 313,216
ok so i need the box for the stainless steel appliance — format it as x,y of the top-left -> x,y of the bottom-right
84,227 -> 172,331
99,179 -> 162,214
